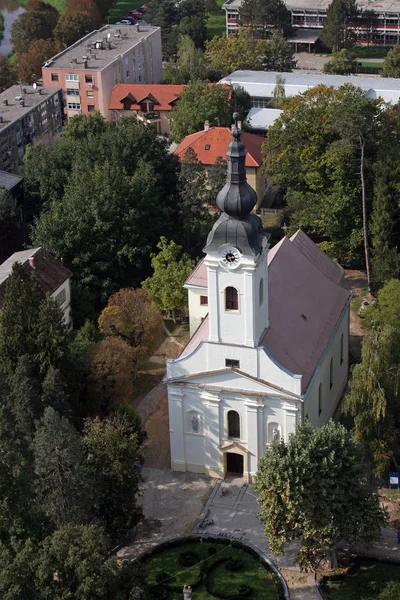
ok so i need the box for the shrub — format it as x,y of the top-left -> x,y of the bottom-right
226,558 -> 244,572
208,546 -> 217,556
155,572 -> 169,584
179,551 -> 199,567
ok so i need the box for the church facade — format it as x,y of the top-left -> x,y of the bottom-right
166,125 -> 352,482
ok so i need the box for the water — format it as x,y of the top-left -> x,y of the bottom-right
0,0 -> 25,55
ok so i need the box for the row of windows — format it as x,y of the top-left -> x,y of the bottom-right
67,103 -> 95,112
188,410 -> 281,444
318,334 -> 345,416
51,73 -> 96,84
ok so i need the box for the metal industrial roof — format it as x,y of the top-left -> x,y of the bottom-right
220,70 -> 400,104
246,107 -> 282,130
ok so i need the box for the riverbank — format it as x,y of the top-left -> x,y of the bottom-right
15,0 -> 66,11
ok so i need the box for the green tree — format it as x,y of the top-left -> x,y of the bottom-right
143,236 -> 195,320
205,29 -> 268,75
371,279 -> 400,334
36,294 -> 68,376
239,0 -> 291,37
0,538 -> 40,600
34,407 -> 91,526
321,0 -> 358,51
0,262 -> 44,380
323,48 -> 358,74
170,81 -> 232,142
29,118 -> 180,314
370,164 -> 399,290
254,421 -> 387,568
8,357 -> 42,438
11,1 -> 59,54
358,9 -> 378,46
83,412 -> 144,539
345,327 -> 400,476
261,30 -> 296,72
41,366 -> 73,420
178,148 -> 213,253
382,46 -> 400,78
205,155 -> 227,204
268,75 -> 286,108
376,581 -> 400,600
164,35 -> 208,84
36,524 -> 137,600
0,55 -> 17,92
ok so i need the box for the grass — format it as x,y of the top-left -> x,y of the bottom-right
141,539 -> 282,600
16,0 -> 66,10
0,13 -> 4,42
320,557 -> 400,600
358,60 -> 383,70
107,0 -> 136,24
207,0 -> 226,40
354,45 -> 391,59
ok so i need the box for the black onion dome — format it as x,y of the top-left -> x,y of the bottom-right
203,124 -> 266,258
216,127 -> 257,217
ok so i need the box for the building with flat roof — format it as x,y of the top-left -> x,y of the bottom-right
220,70 -> 400,105
42,24 -> 162,121
222,0 -> 400,45
0,84 -> 63,173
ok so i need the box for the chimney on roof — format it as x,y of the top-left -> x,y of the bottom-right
204,120 -> 210,131
136,23 -> 140,32
28,256 -> 36,269
183,586 -> 192,600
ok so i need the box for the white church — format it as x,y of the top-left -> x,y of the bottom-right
166,125 -> 352,482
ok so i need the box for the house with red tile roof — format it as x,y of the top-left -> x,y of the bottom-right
109,84 -> 184,134
174,126 -> 269,208
166,126 -> 351,482
0,248 -> 72,328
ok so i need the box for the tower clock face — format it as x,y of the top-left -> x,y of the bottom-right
221,247 -> 240,267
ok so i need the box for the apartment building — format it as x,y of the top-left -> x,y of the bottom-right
0,85 -> 63,173
42,24 -> 162,121
222,0 -> 400,45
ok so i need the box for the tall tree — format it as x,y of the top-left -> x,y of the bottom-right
34,407 -> 91,526
98,288 -> 163,363
11,1 -> 59,54
36,294 -> 68,376
321,0 -> 358,51
170,81 -> 234,142
17,39 -> 60,84
86,337 -> 137,415
323,48 -> 358,74
261,30 -> 296,72
205,29 -> 268,76
36,524 -> 137,600
142,236 -> 195,321
370,163 -> 399,290
239,0 -> 291,37
41,366 -> 73,420
54,9 -> 102,48
83,412 -> 144,539
164,35 -> 208,84
345,328 -> 400,476
254,421 -> 387,568
8,357 -> 42,438
0,262 -> 44,380
0,55 -> 17,92
382,46 -> 400,78
205,155 -> 227,205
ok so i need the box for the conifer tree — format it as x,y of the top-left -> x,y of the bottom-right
35,294 -> 68,376
41,366 -> 73,420
8,356 -> 42,438
370,164 -> 399,290
321,0 -> 358,50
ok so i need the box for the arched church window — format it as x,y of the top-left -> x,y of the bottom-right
318,382 -> 322,416
340,334 -> 344,365
225,287 -> 238,311
259,279 -> 264,305
228,410 -> 240,439
330,358 -> 333,389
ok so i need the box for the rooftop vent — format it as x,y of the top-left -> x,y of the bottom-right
2,98 -> 8,106
14,96 -> 22,101
19,98 -> 25,107
82,55 -> 88,60
205,144 -> 210,150
71,57 -> 77,64
0,115 -> 3,123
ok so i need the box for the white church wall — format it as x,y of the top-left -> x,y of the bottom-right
187,287 -> 208,337
304,302 -> 350,427
252,251 -> 269,343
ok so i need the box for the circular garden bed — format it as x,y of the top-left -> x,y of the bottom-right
138,536 -> 285,600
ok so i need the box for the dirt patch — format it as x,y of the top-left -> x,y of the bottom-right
380,488 -> 400,528
141,388 -> 170,470
343,269 -> 369,363
280,568 -> 319,599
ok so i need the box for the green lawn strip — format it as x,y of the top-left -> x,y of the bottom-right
320,557 -> 400,600
207,0 -> 226,40
358,60 -> 383,69
0,13 -> 4,41
108,0 -> 137,24
354,45 -> 391,59
142,540 -> 281,600
15,0 -> 66,10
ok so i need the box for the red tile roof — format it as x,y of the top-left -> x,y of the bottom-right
0,247 -> 72,308
109,84 -> 185,111
174,127 -> 264,168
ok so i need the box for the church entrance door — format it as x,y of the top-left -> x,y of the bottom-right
226,452 -> 244,476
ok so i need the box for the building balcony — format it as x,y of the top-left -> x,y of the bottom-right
137,110 -> 161,123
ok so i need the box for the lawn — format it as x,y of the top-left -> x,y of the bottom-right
354,46 -> 391,59
207,0 -> 226,40
320,557 -> 400,600
358,60 -> 383,70
107,0 -> 137,24
16,0 -> 66,11
141,538 -> 283,600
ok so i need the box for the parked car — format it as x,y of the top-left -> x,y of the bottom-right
123,15 -> 139,22
116,19 -> 133,24
127,10 -> 142,18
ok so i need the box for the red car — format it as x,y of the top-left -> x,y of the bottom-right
126,10 -> 142,18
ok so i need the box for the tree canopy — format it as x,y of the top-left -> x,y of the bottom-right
239,0 -> 292,37
11,0 -> 59,55
382,46 -> 400,78
254,421 -> 387,568
323,48 -> 358,74
320,0 -> 358,51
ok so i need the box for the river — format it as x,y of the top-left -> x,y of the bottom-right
0,0 -> 24,55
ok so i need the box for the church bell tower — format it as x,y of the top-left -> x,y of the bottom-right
203,120 -> 269,348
